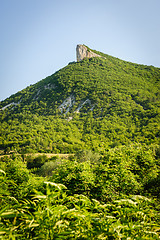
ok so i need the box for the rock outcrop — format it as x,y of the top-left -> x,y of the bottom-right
76,44 -> 102,62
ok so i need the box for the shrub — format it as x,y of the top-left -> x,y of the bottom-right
27,154 -> 48,169
39,161 -> 60,176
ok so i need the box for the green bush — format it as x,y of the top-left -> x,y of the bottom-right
27,155 -> 48,169
39,160 -> 61,176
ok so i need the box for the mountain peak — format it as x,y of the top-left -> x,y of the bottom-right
76,44 -> 102,62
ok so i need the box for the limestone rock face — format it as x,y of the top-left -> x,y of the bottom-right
76,45 -> 102,62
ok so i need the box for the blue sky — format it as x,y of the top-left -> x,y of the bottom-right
0,0 -> 160,101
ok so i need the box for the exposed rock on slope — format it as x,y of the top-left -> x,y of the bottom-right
76,44 -> 102,62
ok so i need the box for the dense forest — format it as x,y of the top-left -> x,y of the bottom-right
0,46 -> 160,239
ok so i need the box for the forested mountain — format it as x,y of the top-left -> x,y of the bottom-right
0,46 -> 160,239
0,45 -> 159,153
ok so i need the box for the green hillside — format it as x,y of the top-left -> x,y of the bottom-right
0,46 -> 160,239
0,47 -> 159,153
1,48 -> 159,118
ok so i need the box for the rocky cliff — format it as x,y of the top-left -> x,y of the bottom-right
76,44 -> 102,62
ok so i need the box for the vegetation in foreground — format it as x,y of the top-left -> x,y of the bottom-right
0,146 -> 160,239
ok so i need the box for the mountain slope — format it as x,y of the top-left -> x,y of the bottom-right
1,47 -> 159,116
1,46 -> 160,240
0,46 -> 160,153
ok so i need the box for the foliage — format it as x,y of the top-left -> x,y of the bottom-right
0,46 -> 160,239
49,146 -> 160,201
0,146 -> 159,239
27,154 -> 48,169
0,179 -> 159,239
39,160 -> 61,177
